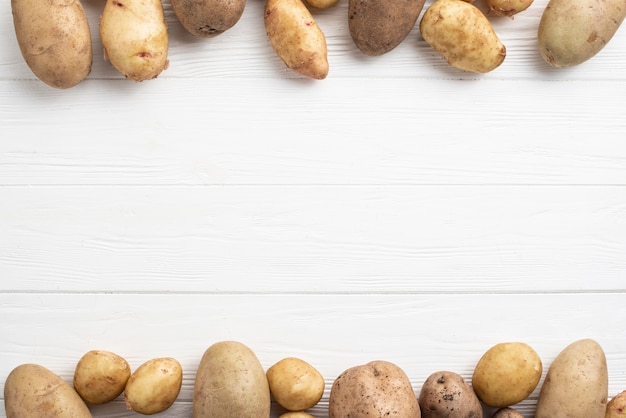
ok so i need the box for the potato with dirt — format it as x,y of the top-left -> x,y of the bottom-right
171,0 -> 246,37
418,370 -> 482,418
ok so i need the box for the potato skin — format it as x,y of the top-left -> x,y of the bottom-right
329,360 -> 421,418
266,357 -> 325,411
4,363 -> 93,418
124,357 -> 183,415
487,0 -> 533,17
538,0 -> 626,67
418,371 -> 482,418
171,0 -> 246,37
11,0 -> 92,89
606,391 -> 626,418
493,408 -> 524,418
73,350 -> 131,405
535,338 -> 608,418
304,0 -> 340,9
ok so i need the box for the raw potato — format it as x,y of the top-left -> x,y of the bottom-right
605,390 -> 626,418
418,371 -> 482,418
329,360 -> 421,417
538,0 -> 626,67
100,0 -> 169,82
171,0 -> 246,37
493,408 -> 524,418
11,0 -> 92,89
266,357 -> 325,411
73,350 -> 131,405
487,0 -> 533,17
304,0 -> 339,9
124,357 -> 183,415
472,342 -> 542,408
348,0 -> 426,56
535,338 -> 608,418
420,0 -> 506,73
193,340 -> 271,418
280,413 -> 317,418
264,0 -> 329,80
4,363 -> 93,418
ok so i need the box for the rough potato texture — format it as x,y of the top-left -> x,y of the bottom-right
329,360 -> 421,418
171,0 -> 246,37
124,357 -> 182,415
606,391 -> 626,418
487,0 -> 533,17
418,371 -> 482,418
493,407 -> 524,418
11,0 -> 92,89
73,350 -> 131,405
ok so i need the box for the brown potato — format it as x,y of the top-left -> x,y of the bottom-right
304,0 -> 340,9
418,371 -> 482,418
267,357 -> 325,411
171,0 -> 246,37
11,0 -> 92,89
487,0 -> 533,17
124,357 -> 183,415
606,391 -> 626,418
280,413 -> 317,418
493,407 -> 524,418
73,350 -> 131,405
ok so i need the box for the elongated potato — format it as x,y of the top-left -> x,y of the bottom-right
171,0 -> 246,37
100,0 -> 169,81
538,0 -> 626,67
11,0 -> 92,89
264,0 -> 329,80
124,357 -> 183,415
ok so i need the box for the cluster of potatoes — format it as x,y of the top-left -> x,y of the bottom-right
3,338 -> 626,417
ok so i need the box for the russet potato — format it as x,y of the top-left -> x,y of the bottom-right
171,0 -> 246,37
418,370 -> 482,418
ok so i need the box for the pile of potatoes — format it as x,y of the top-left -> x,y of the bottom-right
3,338 -> 626,417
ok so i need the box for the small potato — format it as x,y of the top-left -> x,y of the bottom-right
280,413 -> 317,418
493,407 -> 524,418
100,0 -> 169,81
605,390 -> 626,418
329,360 -> 421,417
171,0 -> 246,37
264,0 -> 329,80
74,350 -> 131,405
487,0 -> 533,17
418,371 -> 482,418
124,357 -> 183,415
304,0 -> 339,9
472,342 -> 542,408
267,357 -> 325,411
537,0 -> 626,67
11,0 -> 92,89
535,338 -> 608,418
420,0 -> 506,73
4,363 -> 92,418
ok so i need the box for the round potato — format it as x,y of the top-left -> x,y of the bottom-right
11,0 -> 92,88
280,413 -> 317,418
605,390 -> 626,418
487,0 -> 533,17
171,0 -> 246,37
124,357 -> 183,415
73,350 -> 131,405
329,360 -> 420,417
304,0 -> 340,9
267,357 -> 325,411
4,363 -> 93,418
493,407 -> 524,418
418,370 -> 482,418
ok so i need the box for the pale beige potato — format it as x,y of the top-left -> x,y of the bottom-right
420,0 -> 506,73
193,340 -> 271,418
472,342 -> 542,408
280,412 -> 317,418
418,370 -> 482,418
487,0 -> 533,17
11,0 -> 92,89
493,407 -> 524,418
124,357 -> 182,415
267,357 -> 325,411
4,363 -> 93,418
171,0 -> 246,37
264,0 -> 329,80
100,0 -> 169,82
329,360 -> 421,418
606,390 -> 626,418
304,0 -> 340,9
73,350 -> 131,405
536,338 -> 608,418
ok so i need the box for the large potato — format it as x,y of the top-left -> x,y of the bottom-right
124,357 -> 183,415
420,0 -> 506,73
73,350 -> 131,405
264,0 -> 329,80
538,0 -> 626,67
193,340 -> 271,418
535,338 -> 608,418
266,357 -> 325,411
171,0 -> 246,37
4,363 -> 93,417
329,360 -> 421,417
606,391 -> 626,418
11,0 -> 92,89
100,0 -> 169,82
348,0 -> 426,56
418,370 -> 482,418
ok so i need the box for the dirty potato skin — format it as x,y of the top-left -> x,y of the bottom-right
11,0 -> 92,89
418,371 -> 482,418
171,0 -> 246,37
493,407 -> 524,418
487,0 -> 533,17
348,0 -> 426,56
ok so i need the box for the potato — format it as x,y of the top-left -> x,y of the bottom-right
100,0 -> 169,82
11,0 -> 92,89
493,408 -> 524,418
329,360 -> 421,417
348,0 -> 426,56
124,357 -> 182,415
487,0 -> 533,17
264,0 -> 329,80
418,371 -> 482,418
535,338 -> 608,418
171,0 -> 246,37
420,0 -> 506,73
73,350 -> 131,405
4,363 -> 93,417
193,340 -> 271,418
472,342 -> 542,408
304,0 -> 339,9
537,0 -> 626,67
280,413 -> 317,418
605,390 -> 626,418
266,357 -> 325,411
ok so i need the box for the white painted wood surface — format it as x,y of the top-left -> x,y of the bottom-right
1,0 -> 625,414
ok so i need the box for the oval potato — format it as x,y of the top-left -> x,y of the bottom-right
418,370 -> 482,418
493,408 -> 524,418
124,357 -> 183,415
280,413 -> 317,418
73,350 -> 131,405
304,0 -> 340,9
606,390 -> 626,418
266,357 -> 325,411
487,0 -> 533,17
171,0 -> 246,37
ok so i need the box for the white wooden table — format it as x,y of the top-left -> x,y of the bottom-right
1,0 -> 625,414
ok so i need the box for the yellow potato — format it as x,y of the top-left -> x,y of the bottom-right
264,0 -> 329,80
124,357 -> 183,415
493,408 -> 524,418
420,0 -> 506,73
171,0 -> 246,37
280,413 -> 317,418
487,0 -> 533,17
4,363 -> 93,417
266,357 -> 325,411
11,0 -> 92,89
73,350 -> 131,405
100,0 -> 169,82
418,370 -> 482,418
304,0 -> 340,9
606,390 -> 626,418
